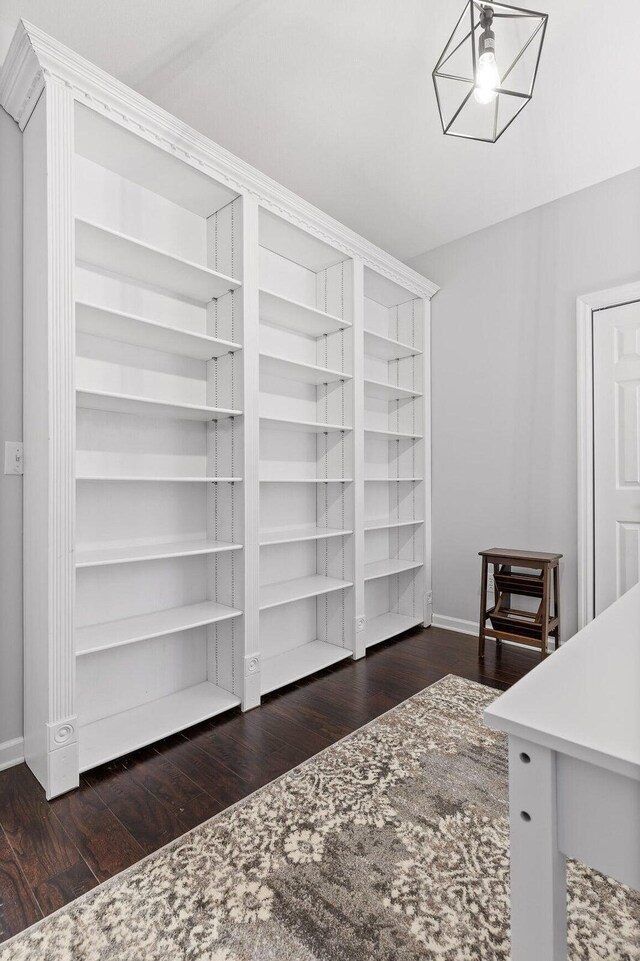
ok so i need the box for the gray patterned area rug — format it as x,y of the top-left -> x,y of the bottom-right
3,675 -> 639,960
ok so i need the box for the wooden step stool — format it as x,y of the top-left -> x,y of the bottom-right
478,548 -> 562,659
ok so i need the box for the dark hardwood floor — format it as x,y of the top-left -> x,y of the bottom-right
0,626 -> 539,943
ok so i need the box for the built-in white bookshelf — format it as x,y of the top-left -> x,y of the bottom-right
258,211 -> 355,695
6,21 -> 436,798
72,103 -> 245,774
362,268 -> 427,651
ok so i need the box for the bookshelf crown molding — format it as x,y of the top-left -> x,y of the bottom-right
0,19 -> 438,300
0,19 -> 44,125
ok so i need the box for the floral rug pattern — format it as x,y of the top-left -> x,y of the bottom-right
2,675 -> 638,960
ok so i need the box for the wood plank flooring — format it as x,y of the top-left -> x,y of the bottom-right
0,626 -> 539,943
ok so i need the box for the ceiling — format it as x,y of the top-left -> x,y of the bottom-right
1,0 -> 639,260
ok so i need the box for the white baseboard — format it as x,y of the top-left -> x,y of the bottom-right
432,613 -> 478,636
432,612 -> 552,653
0,736 -> 24,771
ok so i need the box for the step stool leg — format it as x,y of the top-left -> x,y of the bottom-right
553,563 -> 561,649
479,556 -> 488,658
541,564 -> 550,658
495,562 -> 503,649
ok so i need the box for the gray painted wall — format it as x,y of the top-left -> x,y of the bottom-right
0,105 -> 23,761
410,166 -> 640,641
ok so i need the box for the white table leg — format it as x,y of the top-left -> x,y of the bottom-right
508,736 -> 567,961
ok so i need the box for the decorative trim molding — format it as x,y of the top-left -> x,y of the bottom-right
0,22 -> 43,126
47,716 -> 77,751
422,298 -> 432,624
0,736 -> 24,771
46,80 -> 77,726
241,196 -> 261,667
244,654 -> 260,677
0,20 -> 439,301
576,280 -> 640,629
423,590 -> 433,627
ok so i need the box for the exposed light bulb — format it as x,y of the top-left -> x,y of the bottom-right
474,6 -> 499,104
474,55 -> 500,104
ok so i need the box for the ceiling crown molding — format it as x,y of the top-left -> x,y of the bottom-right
0,20 -> 439,299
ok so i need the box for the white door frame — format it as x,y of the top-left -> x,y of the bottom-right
577,280 -> 640,629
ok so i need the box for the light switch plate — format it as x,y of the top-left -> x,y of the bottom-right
4,441 -> 23,475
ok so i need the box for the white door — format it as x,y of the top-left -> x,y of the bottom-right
594,300 -> 640,614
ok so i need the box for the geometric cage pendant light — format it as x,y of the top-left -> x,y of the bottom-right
433,2 -> 548,143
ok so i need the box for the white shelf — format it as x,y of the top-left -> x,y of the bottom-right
76,601 -> 242,656
260,288 -> 349,337
364,379 -> 422,401
261,416 -> 352,434
76,219 -> 241,302
76,538 -> 241,569
76,301 -> 241,359
365,518 -> 423,531
364,558 -> 423,581
261,640 -> 351,695
364,427 -> 422,441
260,526 -> 352,546
76,475 -> 242,483
364,329 -> 421,360
76,389 -> 241,422
260,210 -> 346,273
365,476 -> 423,482
260,477 -> 352,484
75,103 -> 239,218
260,574 -> 352,611
260,352 -> 350,385
79,681 -> 241,772
364,612 -> 423,649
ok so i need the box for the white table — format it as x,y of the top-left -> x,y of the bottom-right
484,583 -> 640,961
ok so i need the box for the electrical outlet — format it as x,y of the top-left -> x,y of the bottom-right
356,616 -> 366,633
4,442 -> 23,475
487,573 -> 495,593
